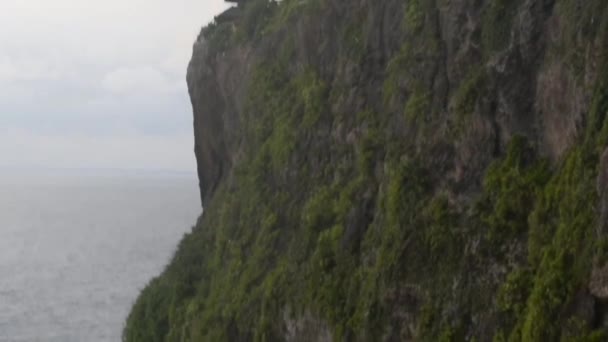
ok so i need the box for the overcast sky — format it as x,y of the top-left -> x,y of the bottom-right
0,0 -> 230,172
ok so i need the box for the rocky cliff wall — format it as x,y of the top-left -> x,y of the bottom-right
125,0 -> 608,340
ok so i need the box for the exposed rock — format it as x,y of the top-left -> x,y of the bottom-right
598,148 -> 608,236
125,0 -> 608,340
590,262 -> 608,300
283,310 -> 333,342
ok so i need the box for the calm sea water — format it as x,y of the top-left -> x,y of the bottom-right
0,170 -> 201,342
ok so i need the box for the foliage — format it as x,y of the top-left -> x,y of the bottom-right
265,0 -> 326,34
452,67 -> 487,120
236,0 -> 278,41
200,21 -> 235,52
125,0 -> 608,341
481,0 -> 521,53
480,136 -> 551,244
404,89 -> 431,123
404,0 -> 424,33
520,147 -> 598,341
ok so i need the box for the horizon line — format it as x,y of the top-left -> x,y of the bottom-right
0,165 -> 198,175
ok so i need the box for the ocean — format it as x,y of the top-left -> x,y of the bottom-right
0,170 -> 201,341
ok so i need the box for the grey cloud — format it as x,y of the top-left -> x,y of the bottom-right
0,0 -> 230,171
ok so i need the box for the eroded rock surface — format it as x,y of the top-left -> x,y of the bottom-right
125,0 -> 608,340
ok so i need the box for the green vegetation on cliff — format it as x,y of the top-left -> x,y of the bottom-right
125,0 -> 608,340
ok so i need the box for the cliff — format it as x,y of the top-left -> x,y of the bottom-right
125,0 -> 608,340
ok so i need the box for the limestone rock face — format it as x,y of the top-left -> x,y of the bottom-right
188,0 -> 603,207
125,0 -> 608,340
598,148 -> 608,235
590,263 -> 608,300
187,34 -> 249,206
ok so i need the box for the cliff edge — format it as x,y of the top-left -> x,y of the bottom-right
125,0 -> 608,340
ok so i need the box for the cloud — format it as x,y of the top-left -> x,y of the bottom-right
0,57 -> 18,82
0,0 -> 230,171
102,66 -> 182,95
0,55 -> 63,83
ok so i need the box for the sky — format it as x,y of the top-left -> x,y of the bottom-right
0,0 -> 230,172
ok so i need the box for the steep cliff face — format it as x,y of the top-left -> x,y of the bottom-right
125,0 -> 608,341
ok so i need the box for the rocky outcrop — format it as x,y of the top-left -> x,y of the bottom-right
125,0 -> 608,341
187,33 -> 249,206
187,0 -> 605,205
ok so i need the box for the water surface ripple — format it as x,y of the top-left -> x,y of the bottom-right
0,171 -> 200,342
